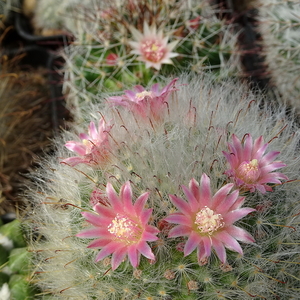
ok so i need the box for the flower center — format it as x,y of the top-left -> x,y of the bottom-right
108,214 -> 140,242
236,159 -> 260,184
195,207 -> 224,235
141,40 -> 165,62
135,90 -> 153,101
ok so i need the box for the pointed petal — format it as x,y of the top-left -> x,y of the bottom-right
137,242 -> 155,260
88,122 -> 98,140
95,241 -> 121,262
121,181 -> 134,212
199,174 -> 211,207
223,208 -> 255,224
226,225 -> 255,243
212,183 -> 234,210
215,189 -> 240,214
76,227 -> 102,238
202,236 -> 212,257
88,238 -> 111,248
111,246 -> 128,270
168,225 -> 191,238
211,237 -> 226,263
164,214 -> 191,226
242,134 -> 253,161
134,192 -> 149,215
81,212 -> 103,226
169,194 -> 191,216
188,178 -> 201,211
184,232 -> 201,256
127,245 -> 139,268
65,141 -> 86,155
259,150 -> 280,165
142,231 -> 158,242
140,208 -> 152,225
214,231 -> 243,255
106,182 -> 121,209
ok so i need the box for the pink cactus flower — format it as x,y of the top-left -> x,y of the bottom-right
77,181 -> 159,270
129,22 -> 178,70
165,174 -> 255,264
108,78 -> 178,120
61,118 -> 112,167
223,134 -> 288,193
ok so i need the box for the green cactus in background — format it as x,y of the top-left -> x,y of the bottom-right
26,74 -> 300,299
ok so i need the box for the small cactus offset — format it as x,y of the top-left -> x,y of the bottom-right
26,74 -> 300,299
59,0 -> 239,116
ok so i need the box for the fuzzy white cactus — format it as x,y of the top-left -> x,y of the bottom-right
26,73 -> 300,299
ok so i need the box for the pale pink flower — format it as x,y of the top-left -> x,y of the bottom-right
61,118 -> 112,167
77,181 -> 159,270
108,78 -> 178,120
222,134 -> 288,193
129,22 -> 178,70
165,174 -> 255,264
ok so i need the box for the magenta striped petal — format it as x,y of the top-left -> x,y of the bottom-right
95,241 -> 122,262
212,183 -> 234,209
197,241 -> 206,262
242,135 -> 252,161
142,231 -> 158,242
181,184 -> 199,211
106,182 -> 121,209
211,237 -> 226,263
111,246 -> 127,270
128,245 -> 139,268
260,161 -> 286,173
137,242 -> 155,260
169,194 -> 191,216
226,225 -> 255,243
88,238 -> 112,249
164,214 -> 191,227
202,235 -> 212,258
121,181 -> 134,212
184,232 -> 201,256
223,208 -> 255,224
252,135 -> 264,154
199,174 -> 211,207
259,150 -> 280,165
81,212 -> 103,226
76,227 -> 102,238
140,208 -> 152,225
134,192 -> 150,215
168,225 -> 191,238
94,204 -> 115,219
214,189 -> 239,214
188,178 -> 201,211
215,231 -> 243,255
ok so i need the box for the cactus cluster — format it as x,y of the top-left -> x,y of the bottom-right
26,74 -> 300,299
56,0 -> 239,118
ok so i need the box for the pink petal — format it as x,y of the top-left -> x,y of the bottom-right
259,172 -> 288,184
134,192 -> 150,215
111,246 -> 128,270
127,245 -> 139,268
88,238 -> 112,248
199,174 -> 211,208
95,241 -> 121,262
164,214 -> 191,227
242,134 -> 253,161
169,194 -> 191,216
212,183 -> 234,209
81,212 -> 103,226
137,242 -> 155,260
211,237 -> 226,263
121,181 -> 134,212
232,134 -> 243,158
214,231 -> 243,255
253,143 -> 268,159
168,225 -> 191,238
106,182 -> 121,209
223,208 -> 255,224
188,178 -> 201,211
88,122 -> 98,141
181,184 -> 199,211
65,141 -> 86,155
226,225 -> 255,243
94,204 -> 115,219
146,225 -> 160,236
140,208 -> 152,225
215,190 -> 240,214
76,227 -> 102,238
202,235 -> 212,258
196,241 -> 206,262
252,136 -> 264,154
61,156 -> 86,166
184,232 -> 201,256
259,150 -> 280,165
142,230 -> 158,242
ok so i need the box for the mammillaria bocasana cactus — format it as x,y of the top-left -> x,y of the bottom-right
26,74 -> 300,299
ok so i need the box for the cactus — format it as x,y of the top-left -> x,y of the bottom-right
26,74 -> 300,299
51,0 -> 240,120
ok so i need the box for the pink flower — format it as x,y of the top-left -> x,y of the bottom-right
165,174 -> 255,264
108,78 -> 178,120
129,22 -> 178,70
222,134 -> 288,193
61,118 -> 112,167
77,181 -> 159,270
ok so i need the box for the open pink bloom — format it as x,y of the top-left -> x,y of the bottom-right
108,78 -> 178,120
129,22 -> 178,70
77,181 -> 159,270
61,118 -> 112,167
223,134 -> 288,193
165,174 -> 255,264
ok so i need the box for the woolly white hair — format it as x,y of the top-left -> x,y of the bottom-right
26,73 -> 300,299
